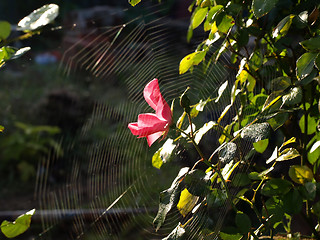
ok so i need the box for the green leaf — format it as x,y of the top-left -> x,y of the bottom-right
192,7 -> 208,29
299,114 -> 317,135
282,87 -> 302,106
219,142 -> 237,164
184,169 -> 210,196
0,46 -> 31,66
311,201 -> 320,217
253,139 -> 269,153
267,112 -> 289,131
152,139 -> 176,169
235,211 -> 251,234
300,37 -> 320,51
128,0 -> 141,6
240,122 -> 270,143
261,179 -> 292,197
0,125 -> 4,132
153,167 -> 189,231
1,209 -> 35,238
262,197 -> 284,225
272,15 -> 294,38
276,148 -> 300,162
190,98 -> 210,118
308,140 -> 320,164
163,223 -> 185,240
282,189 -> 303,214
194,121 -> 217,144
0,21 -> 11,40
177,188 -> 199,217
289,165 -> 313,184
296,52 -> 317,80
252,0 -> 279,19
300,182 -> 316,201
220,232 -> 242,240
18,4 -> 59,31
232,173 -> 251,187
207,189 -> 228,209
216,12 -> 235,34
315,53 -> 320,71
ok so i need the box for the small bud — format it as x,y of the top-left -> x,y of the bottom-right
180,88 -> 191,113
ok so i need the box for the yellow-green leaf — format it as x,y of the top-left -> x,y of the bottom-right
177,188 -> 199,217
289,165 -> 313,184
253,139 -> 269,153
192,7 -> 208,29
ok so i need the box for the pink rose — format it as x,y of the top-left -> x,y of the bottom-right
128,78 -> 172,146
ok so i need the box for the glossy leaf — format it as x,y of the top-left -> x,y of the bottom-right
308,140 -> 320,164
192,7 -> 208,29
0,21 -> 11,40
252,0 -> 279,19
240,122 -> 270,143
276,148 -> 300,161
300,37 -> 320,50
261,178 -> 292,196
194,121 -> 216,144
163,223 -> 185,240
1,209 -> 35,238
272,15 -> 294,38
282,87 -> 302,106
179,51 -> 206,74
270,76 -> 291,91
18,4 -> 59,31
177,188 -> 199,217
152,139 -> 176,169
289,165 -> 313,184
253,139 -> 269,153
215,80 -> 228,103
153,167 -> 189,231
219,142 -> 237,164
296,52 -> 317,80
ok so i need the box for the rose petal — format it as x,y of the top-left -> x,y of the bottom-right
156,97 -> 172,123
146,131 -> 164,146
143,78 -> 162,111
128,122 -> 140,135
136,113 -> 168,136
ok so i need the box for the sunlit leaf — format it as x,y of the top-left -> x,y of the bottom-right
253,139 -> 269,153
190,98 -> 210,118
128,0 -> 141,6
282,87 -> 302,106
18,4 -> 59,31
192,7 -> 208,29
152,139 -> 176,169
299,114 -> 317,135
276,148 -> 300,161
153,168 -> 189,231
219,142 -> 237,164
289,165 -> 313,184
1,209 -> 35,238
216,12 -> 234,34
163,223 -> 185,240
272,14 -> 294,38
179,51 -> 206,74
280,137 -> 296,150
0,125 -> 4,132
241,122 -> 270,143
296,52 -> 317,80
221,160 -> 240,181
177,188 -> 199,217
0,21 -> 11,40
194,121 -> 216,144
215,80 -> 228,103
252,0 -> 279,19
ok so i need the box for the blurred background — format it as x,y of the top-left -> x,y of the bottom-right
0,0 -> 219,239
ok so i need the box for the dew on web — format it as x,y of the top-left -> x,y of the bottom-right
31,2 -> 278,240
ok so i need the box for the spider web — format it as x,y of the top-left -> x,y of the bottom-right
33,3 -> 276,240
